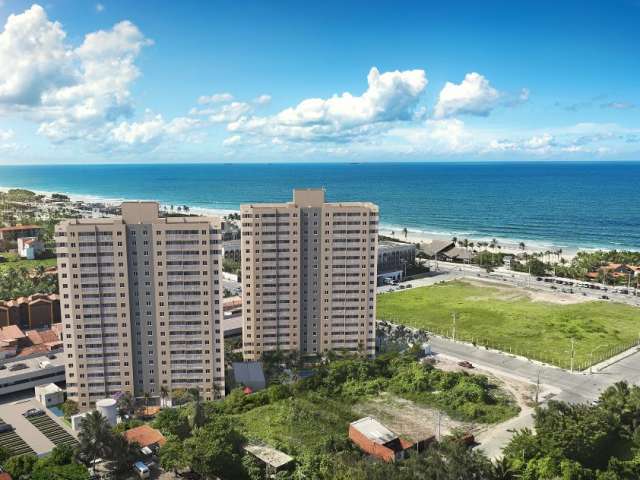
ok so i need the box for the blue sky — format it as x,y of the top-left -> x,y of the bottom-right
0,0 -> 638,163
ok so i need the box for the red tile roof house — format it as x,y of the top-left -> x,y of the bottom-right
0,225 -> 42,242
586,263 -> 639,280
349,417 -> 415,462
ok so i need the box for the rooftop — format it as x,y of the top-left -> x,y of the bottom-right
123,424 -> 166,448
0,398 -> 77,456
244,443 -> 294,469
0,353 -> 65,381
0,225 -> 41,232
232,361 -> 266,386
350,417 -> 398,444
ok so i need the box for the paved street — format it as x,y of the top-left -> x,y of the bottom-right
426,333 -> 640,457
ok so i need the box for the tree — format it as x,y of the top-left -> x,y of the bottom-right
402,227 -> 408,240
77,411 -> 111,473
188,396 -> 206,430
184,415 -> 246,480
159,436 -> 188,475
117,391 -> 135,417
153,407 -> 191,439
0,445 -> 10,464
106,434 -> 140,475
61,399 -> 79,419
4,453 -> 38,479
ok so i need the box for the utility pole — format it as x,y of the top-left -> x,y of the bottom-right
535,367 -> 542,405
570,338 -> 575,373
451,312 -> 457,342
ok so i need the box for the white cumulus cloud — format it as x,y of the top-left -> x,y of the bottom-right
433,72 -> 501,118
198,92 -> 234,104
0,4 -> 153,145
226,67 -> 427,143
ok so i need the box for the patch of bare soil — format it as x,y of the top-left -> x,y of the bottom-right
353,393 -> 471,442
462,278 -> 592,305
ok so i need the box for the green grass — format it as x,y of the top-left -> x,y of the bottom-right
377,280 -> 640,370
235,393 -> 357,455
0,256 -> 56,273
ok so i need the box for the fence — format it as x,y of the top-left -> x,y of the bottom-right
379,315 -> 640,371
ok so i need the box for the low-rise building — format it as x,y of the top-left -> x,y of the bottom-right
123,424 -> 166,451
17,237 -> 44,260
34,383 -> 64,407
349,417 -> 414,462
232,361 -> 266,391
0,225 -> 42,243
0,294 -> 61,330
378,240 -> 416,284
0,354 -> 65,397
586,263 -> 640,281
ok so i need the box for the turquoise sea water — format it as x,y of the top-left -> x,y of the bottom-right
0,162 -> 639,250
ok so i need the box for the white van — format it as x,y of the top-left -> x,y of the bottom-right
133,461 -> 150,479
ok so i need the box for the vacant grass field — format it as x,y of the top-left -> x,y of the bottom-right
377,280 -> 640,369
236,394 -> 357,455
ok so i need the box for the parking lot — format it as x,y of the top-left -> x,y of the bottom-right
0,398 -> 77,456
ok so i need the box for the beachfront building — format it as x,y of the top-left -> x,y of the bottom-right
377,240 -> 416,284
55,202 -> 225,410
241,189 -> 378,360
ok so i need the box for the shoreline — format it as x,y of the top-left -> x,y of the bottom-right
0,185 -> 629,258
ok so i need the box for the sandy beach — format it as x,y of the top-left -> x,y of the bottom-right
378,226 -> 582,261
1,185 -> 599,260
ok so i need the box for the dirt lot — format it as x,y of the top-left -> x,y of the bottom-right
464,278 -> 593,305
353,354 -> 552,444
353,393 -> 467,442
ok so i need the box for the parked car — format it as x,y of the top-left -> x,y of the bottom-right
23,408 -> 44,418
133,461 -> 150,479
9,363 -> 28,371
458,360 -> 474,369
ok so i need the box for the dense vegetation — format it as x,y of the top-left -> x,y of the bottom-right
152,351 -> 518,479
0,261 -> 58,299
378,280 -> 640,369
502,382 -> 640,479
0,444 -> 89,480
554,250 -> 640,284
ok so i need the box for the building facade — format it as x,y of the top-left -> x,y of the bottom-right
56,202 -> 224,410
241,189 -> 378,360
377,241 -> 416,284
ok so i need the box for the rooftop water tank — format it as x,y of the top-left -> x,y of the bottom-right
96,398 -> 117,426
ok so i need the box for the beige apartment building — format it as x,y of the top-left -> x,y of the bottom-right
241,189 -> 378,360
56,202 -> 224,410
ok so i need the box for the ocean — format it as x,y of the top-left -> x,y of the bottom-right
1,162 -> 639,251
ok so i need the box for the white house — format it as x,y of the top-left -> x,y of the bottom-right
35,383 -> 64,407
17,237 -> 43,260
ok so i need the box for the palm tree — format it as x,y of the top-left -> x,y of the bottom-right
78,411 -> 111,473
160,386 -> 170,408
117,392 -> 135,417
518,241 -> 526,252
402,227 -> 408,240
189,396 -> 206,430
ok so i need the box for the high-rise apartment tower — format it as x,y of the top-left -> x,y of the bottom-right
56,202 -> 224,410
241,189 -> 378,360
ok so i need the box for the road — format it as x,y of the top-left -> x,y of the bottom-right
426,333 -> 640,457
378,261 -> 640,307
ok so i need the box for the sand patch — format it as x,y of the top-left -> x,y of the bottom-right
462,278 -> 593,305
